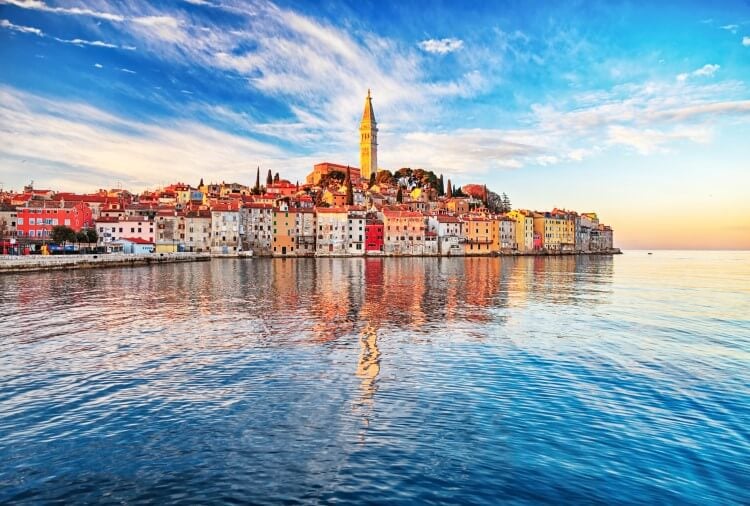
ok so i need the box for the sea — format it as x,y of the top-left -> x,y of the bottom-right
1,251 -> 748,504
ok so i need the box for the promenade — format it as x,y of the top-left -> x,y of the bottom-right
0,252 -> 211,273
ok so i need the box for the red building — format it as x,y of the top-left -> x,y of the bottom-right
17,200 -> 93,241
365,218 -> 384,253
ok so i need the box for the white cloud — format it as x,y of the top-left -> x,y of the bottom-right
0,18 -> 43,36
418,38 -> 464,54
54,37 -> 118,48
94,63 -> 103,68
607,125 -> 711,154
676,63 -> 720,81
0,86 -> 287,191
1,16 -> 128,49
693,63 -> 720,77
743,36 -> 750,47
0,0 -> 125,22
120,68 -> 136,74
721,24 -> 738,34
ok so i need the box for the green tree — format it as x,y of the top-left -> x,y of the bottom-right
438,174 -> 445,196
75,230 -> 88,243
376,169 -> 394,185
501,193 -> 511,213
266,169 -> 273,186
446,179 -> 453,198
85,228 -> 98,244
396,187 -> 403,203
51,225 -> 75,244
254,166 -> 261,192
274,172 -> 280,184
345,167 -> 354,206
369,172 -> 376,187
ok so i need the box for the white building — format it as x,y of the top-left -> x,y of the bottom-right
240,203 -> 273,255
316,207 -> 349,255
427,214 -> 463,256
499,217 -> 516,251
211,204 -> 240,253
347,208 -> 366,255
295,208 -> 317,256
184,210 -> 211,252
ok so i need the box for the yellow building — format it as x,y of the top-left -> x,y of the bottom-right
359,89 -> 378,181
507,209 -> 535,252
272,206 -> 298,256
463,216 -> 494,255
533,210 -> 575,251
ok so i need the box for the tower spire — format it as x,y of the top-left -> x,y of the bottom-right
359,89 -> 378,181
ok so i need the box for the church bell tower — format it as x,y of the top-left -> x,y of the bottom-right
359,89 -> 378,181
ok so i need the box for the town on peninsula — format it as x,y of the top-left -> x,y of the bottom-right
0,91 -> 617,259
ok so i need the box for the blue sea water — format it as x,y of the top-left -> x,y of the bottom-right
0,251 -> 748,504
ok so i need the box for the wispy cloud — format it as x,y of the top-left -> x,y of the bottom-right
677,63 -> 720,82
721,24 -> 739,34
120,68 -> 136,74
0,0 -> 124,22
1,16 -> 129,49
54,37 -> 117,48
418,38 -> 464,54
0,86 -> 286,191
0,18 -> 42,36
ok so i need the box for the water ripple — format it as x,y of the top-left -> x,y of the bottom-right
1,253 -> 749,504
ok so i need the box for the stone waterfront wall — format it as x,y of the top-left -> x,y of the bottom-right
0,252 -> 211,273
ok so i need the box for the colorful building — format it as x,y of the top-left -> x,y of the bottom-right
507,209 -> 535,252
427,214 -> 463,256
365,218 -> 384,254
17,200 -> 93,241
462,216 -> 494,255
272,203 -> 297,256
382,209 -> 426,255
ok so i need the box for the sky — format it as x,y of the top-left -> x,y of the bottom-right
0,0 -> 749,249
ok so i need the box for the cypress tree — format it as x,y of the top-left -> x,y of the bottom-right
369,172 -> 376,187
274,172 -> 280,184
255,167 -> 260,191
396,187 -> 403,203
446,179 -> 453,198
438,174 -> 445,196
266,169 -> 273,186
345,167 -> 354,206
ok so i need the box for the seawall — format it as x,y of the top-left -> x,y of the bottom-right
0,252 -> 211,273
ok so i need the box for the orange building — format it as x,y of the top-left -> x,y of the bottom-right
306,162 -> 361,186
272,205 -> 298,256
463,216 -> 494,255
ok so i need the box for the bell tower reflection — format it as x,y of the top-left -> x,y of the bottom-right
356,324 -> 381,403
355,324 -> 381,441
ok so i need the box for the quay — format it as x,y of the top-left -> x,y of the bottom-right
0,252 -> 211,273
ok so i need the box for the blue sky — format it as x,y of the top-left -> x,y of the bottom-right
1,0 -> 749,248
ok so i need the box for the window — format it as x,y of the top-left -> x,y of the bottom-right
29,218 -> 35,225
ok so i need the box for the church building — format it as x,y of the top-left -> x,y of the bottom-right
307,90 -> 378,185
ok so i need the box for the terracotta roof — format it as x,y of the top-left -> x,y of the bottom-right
118,237 -> 154,245
435,215 -> 461,223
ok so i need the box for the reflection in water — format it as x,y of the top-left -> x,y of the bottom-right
1,253 -> 748,504
354,325 -> 381,441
